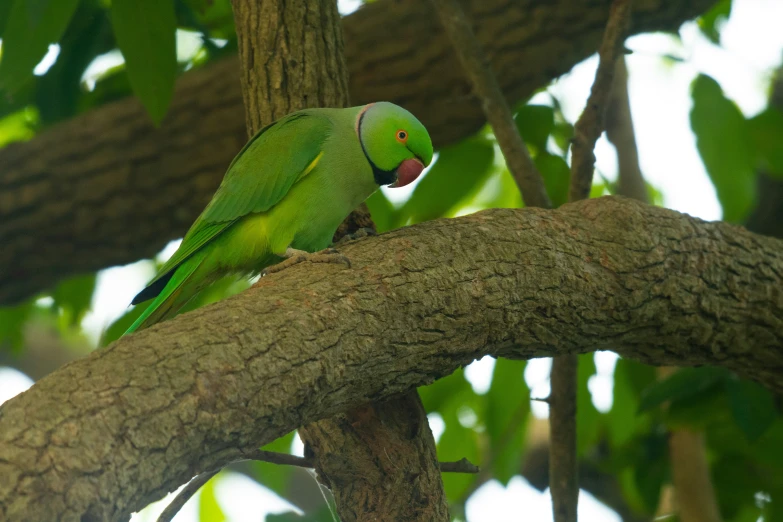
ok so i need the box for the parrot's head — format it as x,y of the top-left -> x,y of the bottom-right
356,102 -> 434,188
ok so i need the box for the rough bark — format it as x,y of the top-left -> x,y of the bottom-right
299,394 -> 449,522
1,196 -> 782,521
227,1 -> 447,521
0,0 -> 715,305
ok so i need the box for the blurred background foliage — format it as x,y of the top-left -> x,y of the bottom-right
1,0 -> 782,521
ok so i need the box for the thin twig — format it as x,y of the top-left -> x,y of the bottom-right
431,0 -> 551,209
550,2 -> 632,522
568,0 -> 633,202
157,468 -> 219,522
157,450 -> 478,522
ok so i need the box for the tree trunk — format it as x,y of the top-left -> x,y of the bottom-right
229,1 -> 447,520
0,0 -> 716,305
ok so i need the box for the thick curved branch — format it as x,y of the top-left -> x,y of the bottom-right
0,0 -> 714,305
1,196 -> 781,521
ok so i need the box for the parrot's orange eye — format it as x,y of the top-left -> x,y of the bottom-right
396,130 -> 408,143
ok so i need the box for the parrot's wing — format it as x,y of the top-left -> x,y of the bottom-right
131,111 -> 332,305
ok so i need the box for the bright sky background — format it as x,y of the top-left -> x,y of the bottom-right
2,0 -> 783,520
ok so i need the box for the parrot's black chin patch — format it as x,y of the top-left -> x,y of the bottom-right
372,165 -> 397,186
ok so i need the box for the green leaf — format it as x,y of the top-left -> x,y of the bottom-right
576,353 -> 600,456
52,273 -> 97,327
0,300 -> 34,353
33,1 -> 116,125
0,0 -> 81,93
725,378 -> 777,442
712,455 -> 763,520
398,137 -> 494,226
198,474 -> 227,522
609,358 -> 654,445
690,74 -> 756,223
250,431 -> 297,499
365,190 -> 396,233
484,358 -> 529,484
638,366 -> 730,413
111,0 -> 177,124
747,107 -> 783,178
697,0 -> 732,45
633,430 -> 669,513
551,121 -> 574,154
534,152 -> 570,208
420,368 -> 480,502
515,104 -> 554,152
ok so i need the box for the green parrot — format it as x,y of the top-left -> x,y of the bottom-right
124,102 -> 433,334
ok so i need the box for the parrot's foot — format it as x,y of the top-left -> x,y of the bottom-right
335,227 -> 377,244
262,247 -> 352,276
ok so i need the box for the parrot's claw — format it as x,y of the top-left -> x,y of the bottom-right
336,227 -> 377,244
262,247 -> 352,277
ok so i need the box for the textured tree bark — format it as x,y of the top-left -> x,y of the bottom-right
0,0 -> 715,305
1,197 -> 782,521
228,1 -> 447,521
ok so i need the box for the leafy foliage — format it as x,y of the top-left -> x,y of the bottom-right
1,2 -> 783,521
690,74 -> 756,223
0,0 -> 82,93
110,0 -> 177,124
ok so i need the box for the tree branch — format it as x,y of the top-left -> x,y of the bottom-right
606,57 -> 649,203
0,0 -> 715,305
1,196 -> 782,521
569,0 -> 633,202
156,449 -> 479,522
431,0 -> 550,208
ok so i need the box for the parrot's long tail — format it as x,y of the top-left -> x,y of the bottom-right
124,255 -> 206,335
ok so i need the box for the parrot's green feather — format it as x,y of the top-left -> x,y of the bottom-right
201,112 -> 330,223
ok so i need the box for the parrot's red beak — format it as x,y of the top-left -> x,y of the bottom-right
390,158 -> 424,188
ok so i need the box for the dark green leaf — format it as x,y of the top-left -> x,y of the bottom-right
110,0 -> 177,124
638,366 -> 730,413
0,0 -> 81,93
690,74 -> 756,223
747,107 -> 783,178
198,474 -> 227,522
726,378 -> 777,442
576,353 -> 600,456
398,137 -> 494,226
52,273 -> 97,326
34,2 -> 115,124
534,152 -> 570,208
633,430 -> 669,513
697,0 -> 732,45
609,358 -> 654,445
515,104 -> 554,152
712,455 -> 763,520
485,358 -> 529,484
0,300 -> 34,353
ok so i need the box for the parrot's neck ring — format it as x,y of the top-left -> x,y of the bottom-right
357,105 -> 397,187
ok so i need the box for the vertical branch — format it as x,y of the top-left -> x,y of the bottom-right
231,1 -> 448,521
431,0 -> 551,209
605,57 -> 649,203
548,355 -> 580,522
569,0 -> 633,202
553,2 -> 632,522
